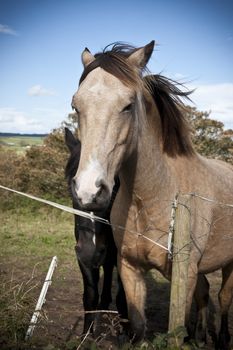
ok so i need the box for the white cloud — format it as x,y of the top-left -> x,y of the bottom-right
28,85 -> 56,96
154,74 -> 233,130
190,83 -> 233,129
0,107 -> 70,133
0,108 -> 43,133
1,82 -> 232,133
0,24 -> 18,36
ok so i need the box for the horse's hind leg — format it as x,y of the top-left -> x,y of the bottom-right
194,274 -> 210,347
218,262 -> 233,350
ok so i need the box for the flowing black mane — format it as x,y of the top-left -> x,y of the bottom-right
79,42 -> 194,157
144,74 -> 194,157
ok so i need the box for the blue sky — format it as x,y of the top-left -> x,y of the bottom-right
0,0 -> 233,133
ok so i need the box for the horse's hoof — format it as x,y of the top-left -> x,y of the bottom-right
195,328 -> 207,348
217,332 -> 231,350
195,340 -> 206,348
117,332 -> 130,348
117,324 -> 144,346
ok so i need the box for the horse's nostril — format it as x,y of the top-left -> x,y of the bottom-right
95,178 -> 107,190
72,177 -> 79,190
95,181 -> 107,199
95,178 -> 102,188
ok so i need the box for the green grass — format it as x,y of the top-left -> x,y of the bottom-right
0,204 -> 74,264
0,136 -> 45,154
0,203 -> 78,349
0,203 -> 194,350
0,202 -> 77,286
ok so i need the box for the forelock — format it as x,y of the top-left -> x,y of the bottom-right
79,43 -> 143,89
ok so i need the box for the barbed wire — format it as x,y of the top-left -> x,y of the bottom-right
1,185 -> 233,345
1,185 -> 233,260
187,192 -> 233,209
0,184 -> 169,252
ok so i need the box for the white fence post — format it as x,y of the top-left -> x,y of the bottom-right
25,256 -> 58,340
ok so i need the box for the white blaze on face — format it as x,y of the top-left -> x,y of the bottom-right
75,157 -> 104,205
92,233 -> 96,246
90,212 -> 96,246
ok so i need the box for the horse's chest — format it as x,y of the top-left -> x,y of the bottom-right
112,205 -> 151,266
120,235 -> 151,267
112,192 -> 170,266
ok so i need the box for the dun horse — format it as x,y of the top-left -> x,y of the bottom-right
70,42 -> 233,349
65,128 -> 126,334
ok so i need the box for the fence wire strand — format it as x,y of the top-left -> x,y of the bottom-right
1,185 -> 233,260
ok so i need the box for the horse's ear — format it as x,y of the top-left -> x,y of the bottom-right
81,47 -> 95,68
127,41 -> 155,69
65,127 -> 78,152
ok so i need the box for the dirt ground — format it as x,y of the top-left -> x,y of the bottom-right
1,256 -> 233,350
22,263 -> 233,349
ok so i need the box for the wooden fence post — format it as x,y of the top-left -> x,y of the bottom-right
168,194 -> 191,347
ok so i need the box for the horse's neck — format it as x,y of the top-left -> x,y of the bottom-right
125,106 -> 172,202
119,107 -> 172,271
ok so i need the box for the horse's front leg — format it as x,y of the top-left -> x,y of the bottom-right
118,256 -> 147,343
99,261 -> 114,309
77,257 -> 99,334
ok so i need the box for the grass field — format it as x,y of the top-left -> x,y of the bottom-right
0,200 -> 172,350
0,136 -> 45,154
0,200 -> 77,349
0,198 -> 232,349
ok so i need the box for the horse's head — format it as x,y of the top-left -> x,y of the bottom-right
74,219 -> 108,269
65,128 -> 110,268
71,41 -> 154,211
65,127 -> 82,202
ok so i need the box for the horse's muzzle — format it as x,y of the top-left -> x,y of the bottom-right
72,177 -> 111,211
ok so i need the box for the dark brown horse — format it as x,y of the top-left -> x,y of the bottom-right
65,127 -> 127,334
69,42 -> 233,349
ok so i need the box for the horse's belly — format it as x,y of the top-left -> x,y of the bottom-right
192,202 -> 233,273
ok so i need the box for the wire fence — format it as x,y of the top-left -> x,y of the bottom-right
1,184 -> 233,348
1,184 -> 233,261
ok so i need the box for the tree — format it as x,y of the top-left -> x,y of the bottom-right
16,127 -> 69,199
184,106 -> 233,164
0,107 -> 232,205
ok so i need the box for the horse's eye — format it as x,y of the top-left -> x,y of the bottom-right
74,108 -> 80,115
122,103 -> 133,113
71,104 -> 80,115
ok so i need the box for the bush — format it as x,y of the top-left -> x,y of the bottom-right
1,108 -> 232,211
0,128 -> 70,209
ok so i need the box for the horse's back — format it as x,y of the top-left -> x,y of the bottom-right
201,156 -> 233,200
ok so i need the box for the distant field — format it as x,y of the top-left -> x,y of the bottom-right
0,135 -> 45,154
